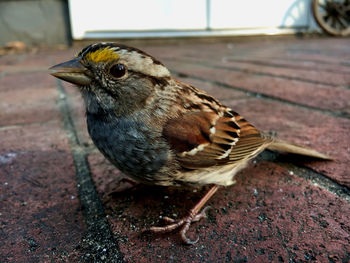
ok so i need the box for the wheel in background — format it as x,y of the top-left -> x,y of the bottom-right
312,0 -> 350,36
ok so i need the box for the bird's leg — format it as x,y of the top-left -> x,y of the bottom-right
150,185 -> 220,245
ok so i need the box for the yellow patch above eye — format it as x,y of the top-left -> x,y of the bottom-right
85,47 -> 119,63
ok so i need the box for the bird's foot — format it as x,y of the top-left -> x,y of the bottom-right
149,206 -> 211,245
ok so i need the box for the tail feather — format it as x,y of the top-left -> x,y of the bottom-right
267,139 -> 332,160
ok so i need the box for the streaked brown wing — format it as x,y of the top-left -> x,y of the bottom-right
224,114 -> 270,163
163,109 -> 270,169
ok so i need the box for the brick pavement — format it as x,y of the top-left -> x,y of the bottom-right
1,36 -> 349,262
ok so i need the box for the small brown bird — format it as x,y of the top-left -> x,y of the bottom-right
50,43 -> 330,244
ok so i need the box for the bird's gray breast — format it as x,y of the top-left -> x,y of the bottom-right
86,112 -> 169,182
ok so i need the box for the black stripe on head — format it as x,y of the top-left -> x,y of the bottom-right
77,43 -> 112,57
77,43 -> 164,66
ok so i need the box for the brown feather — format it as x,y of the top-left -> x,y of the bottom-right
163,111 -> 215,153
267,138 -> 332,160
163,107 -> 272,170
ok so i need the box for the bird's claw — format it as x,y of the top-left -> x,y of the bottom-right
149,205 -> 211,245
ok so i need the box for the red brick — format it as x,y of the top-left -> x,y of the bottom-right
87,156 -> 350,262
176,77 -> 248,101
2,37 -> 349,262
219,56 -> 350,77
0,72 -> 60,126
172,56 -> 350,87
0,49 -> 74,74
223,97 -> 350,188
150,39 -> 350,77
0,71 -> 54,92
0,122 -> 86,262
164,60 -> 350,112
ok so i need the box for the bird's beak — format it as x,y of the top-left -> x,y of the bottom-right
49,57 -> 92,86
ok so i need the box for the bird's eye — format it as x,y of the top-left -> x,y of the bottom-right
109,64 -> 126,78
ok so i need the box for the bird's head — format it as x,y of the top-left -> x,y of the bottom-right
50,43 -> 171,114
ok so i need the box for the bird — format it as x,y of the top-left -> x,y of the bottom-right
50,42 -> 331,245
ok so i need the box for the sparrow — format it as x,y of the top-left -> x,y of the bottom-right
50,42 -> 331,244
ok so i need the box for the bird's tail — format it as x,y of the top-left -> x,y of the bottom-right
267,138 -> 332,160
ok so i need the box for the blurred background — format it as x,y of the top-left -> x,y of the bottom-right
0,0 -> 341,48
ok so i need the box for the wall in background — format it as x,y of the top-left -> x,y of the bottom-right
69,0 -> 320,39
0,0 -> 71,47
0,0 -> 322,47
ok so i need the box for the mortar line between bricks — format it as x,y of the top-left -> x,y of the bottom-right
0,119 -> 59,131
171,71 -> 350,119
55,79 -> 125,262
184,53 -> 350,72
221,58 -> 350,75
169,57 -> 346,88
259,151 -> 350,202
341,62 -> 350,68
280,163 -> 350,202
1,69 -> 49,76
205,63 -> 339,87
